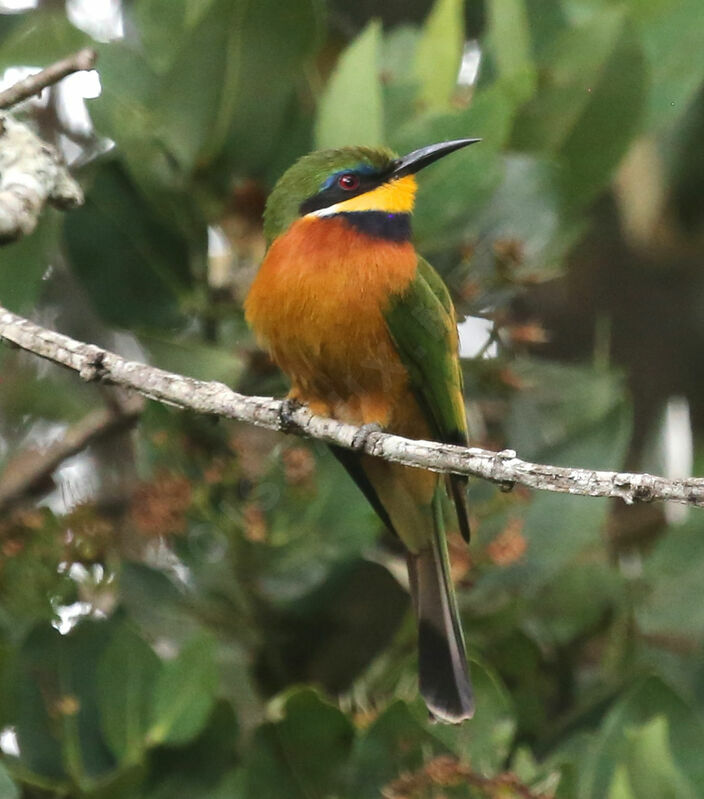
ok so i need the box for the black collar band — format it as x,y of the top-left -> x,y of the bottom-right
337,211 -> 411,242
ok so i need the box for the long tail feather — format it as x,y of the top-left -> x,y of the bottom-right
406,495 -> 474,723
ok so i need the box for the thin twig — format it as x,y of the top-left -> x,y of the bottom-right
0,398 -> 143,514
0,47 -> 97,110
1,304 -> 703,508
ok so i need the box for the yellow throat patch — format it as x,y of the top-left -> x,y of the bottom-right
309,175 -> 418,216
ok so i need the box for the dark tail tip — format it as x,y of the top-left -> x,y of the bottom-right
418,621 -> 475,723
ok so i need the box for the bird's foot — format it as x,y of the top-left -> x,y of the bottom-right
351,422 -> 383,452
278,398 -> 303,434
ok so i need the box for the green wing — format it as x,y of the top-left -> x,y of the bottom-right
383,256 -> 471,540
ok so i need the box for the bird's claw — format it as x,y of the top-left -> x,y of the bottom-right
352,422 -> 383,452
278,398 -> 303,434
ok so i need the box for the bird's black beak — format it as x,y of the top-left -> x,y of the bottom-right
390,138 -> 481,178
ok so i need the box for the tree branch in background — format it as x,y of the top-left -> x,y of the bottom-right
0,47 -> 96,110
0,395 -> 143,515
0,113 -> 83,242
0,48 -> 97,244
2,304 -> 704,509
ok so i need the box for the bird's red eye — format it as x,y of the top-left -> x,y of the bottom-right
337,173 -> 360,191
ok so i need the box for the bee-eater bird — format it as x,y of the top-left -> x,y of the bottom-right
245,138 -> 479,723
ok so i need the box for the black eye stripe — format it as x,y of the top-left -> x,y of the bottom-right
299,170 -> 391,215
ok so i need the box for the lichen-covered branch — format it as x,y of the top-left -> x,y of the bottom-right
0,48 -> 96,244
2,304 -> 703,508
0,113 -> 83,243
0,396 -> 143,515
0,47 -> 97,110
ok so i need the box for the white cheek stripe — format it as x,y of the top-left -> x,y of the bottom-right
306,203 -> 344,218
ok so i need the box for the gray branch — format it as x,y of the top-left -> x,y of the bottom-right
2,305 -> 703,508
0,113 -> 83,243
0,397 -> 143,515
0,47 -> 97,110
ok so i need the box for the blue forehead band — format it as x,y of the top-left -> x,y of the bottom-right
320,163 -> 379,191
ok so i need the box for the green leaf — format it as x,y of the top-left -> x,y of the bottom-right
513,10 -> 647,210
138,334 -> 245,385
0,10 -> 89,71
148,634 -> 218,746
242,688 -> 354,799
476,362 -> 631,597
631,0 -> 704,128
472,154 -> 566,278
624,716 -> 698,799
141,701 -> 239,799
350,701 -> 446,798
315,20 -> 384,149
607,765 -> 636,799
414,0 -> 464,110
429,661 -> 516,774
486,0 -> 537,103
133,0 -> 201,73
156,0 -> 321,170
391,85 -> 516,248
89,43 -> 160,157
583,676 -> 704,798
10,621 -> 120,789
97,624 -> 161,764
0,762 -> 19,799
64,161 -> 192,329
557,23 -> 646,209
10,625 -> 70,785
0,213 -> 58,314
637,518 -> 704,641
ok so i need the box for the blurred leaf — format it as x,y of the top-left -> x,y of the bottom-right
623,715 -> 698,799
257,560 -> 408,694
381,25 -> 421,133
149,634 -> 218,746
118,562 -> 199,646
220,0 -> 322,174
133,0 -> 199,73
607,765 -> 636,799
256,450 -> 381,603
637,519 -> 704,641
11,621 -> 118,789
97,624 -> 161,764
506,360 -> 626,459
139,334 -> 244,385
430,661 -> 516,774
527,563 -> 622,647
242,687 -> 354,799
64,161 -> 192,329
523,0 -> 569,59
583,676 -> 704,798
0,762 -> 19,799
9,626 -> 66,784
0,10 -> 89,70
479,363 -> 630,597
90,43 -> 160,159
486,0 -> 537,103
414,0 -> 464,110
473,154 -> 565,277
631,0 -> 704,128
0,213 -> 58,313
315,20 -> 384,149
157,0 -> 320,171
350,701 -> 446,798
392,86 -> 515,248
143,701 -> 238,799
513,10 -> 647,210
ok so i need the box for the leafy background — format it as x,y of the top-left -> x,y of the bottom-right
1,0 -> 704,796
